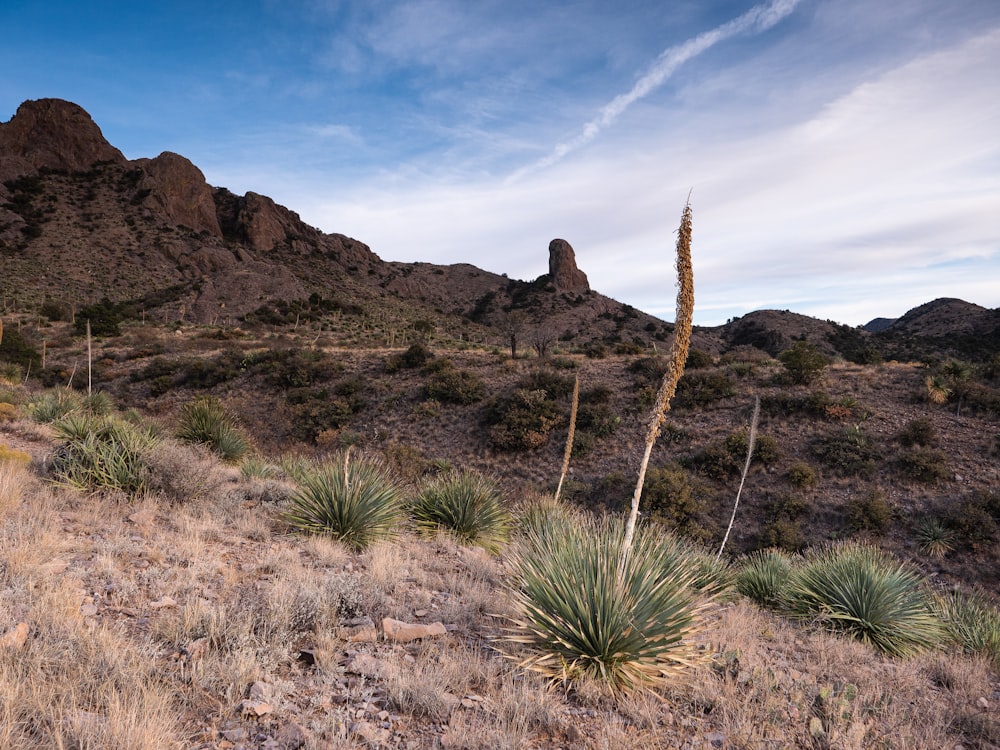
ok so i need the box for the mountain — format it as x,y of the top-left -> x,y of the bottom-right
2,98 -> 998,362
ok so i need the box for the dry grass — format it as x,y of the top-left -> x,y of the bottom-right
0,414 -> 997,748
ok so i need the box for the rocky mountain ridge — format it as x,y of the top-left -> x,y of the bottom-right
2,98 -> 998,362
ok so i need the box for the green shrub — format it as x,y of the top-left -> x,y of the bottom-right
176,397 -> 250,463
423,366 -> 485,405
0,327 -> 42,371
485,388 -> 562,451
505,515 -> 711,696
812,426 -> 881,479
29,389 -> 82,423
641,464 -> 713,543
846,488 -> 893,534
786,462 -> 818,488
896,447 -> 949,484
74,297 -> 128,337
675,371 -> 736,407
781,543 -> 943,657
411,470 -> 512,553
385,342 -> 433,372
898,417 -> 936,447
778,341 -> 829,385
51,414 -> 158,495
914,518 -> 956,558
736,549 -> 794,608
684,348 -> 714,369
284,454 -> 405,550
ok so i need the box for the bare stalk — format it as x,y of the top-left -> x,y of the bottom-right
553,375 -> 579,503
620,201 -> 694,576
716,396 -> 760,560
87,319 -> 92,396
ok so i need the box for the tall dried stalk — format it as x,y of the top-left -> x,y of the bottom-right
620,201 -> 694,575
553,375 -> 579,503
717,395 -> 760,560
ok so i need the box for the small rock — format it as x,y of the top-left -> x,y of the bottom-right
343,652 -> 393,680
705,730 -> 726,748
184,637 -> 209,661
413,609 -> 429,618
977,696 -> 990,709
382,617 -> 447,642
249,681 -> 275,702
240,700 -> 273,718
221,727 -> 247,742
1,622 -> 29,650
80,602 -> 98,617
349,720 -> 390,744
338,616 -> 378,643
275,721 -> 310,750
149,596 -> 177,609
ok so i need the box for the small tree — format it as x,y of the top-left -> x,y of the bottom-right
779,341 -> 828,385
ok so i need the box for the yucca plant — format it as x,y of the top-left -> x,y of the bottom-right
176,396 -> 250,463
915,518 -> 955,558
935,589 -> 1000,668
51,414 -> 159,496
411,469 -> 512,553
736,548 -> 794,608
505,514 -> 711,696
284,454 -> 405,551
29,388 -> 82,423
781,543 -> 943,657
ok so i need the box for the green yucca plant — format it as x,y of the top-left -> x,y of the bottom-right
915,518 -> 955,558
935,589 -> 1000,668
411,469 -> 512,553
736,548 -> 794,608
781,543 -> 943,657
82,390 -> 115,416
284,453 -> 405,551
29,388 -> 82,423
176,396 -> 250,463
51,414 -> 159,496
505,514 -> 711,696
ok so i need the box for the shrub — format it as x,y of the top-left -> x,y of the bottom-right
385,342 -> 433,372
778,341 -> 829,385
896,447 -> 949,484
176,397 -> 250,463
284,454 -> 405,550
423,366 -> 486,405
736,549 -> 794,608
485,388 -> 562,451
411,470 -> 512,553
786,462 -> 818,488
781,543 -> 943,657
74,297 -> 127,337
812,426 -> 881,479
0,443 -> 31,466
51,414 -> 158,495
898,416 -> 936,447
0,326 -> 42,371
505,515 -> 711,696
641,464 -> 712,542
675,371 -> 736,407
0,402 -> 18,422
685,348 -> 714,369
846,488 -> 893,534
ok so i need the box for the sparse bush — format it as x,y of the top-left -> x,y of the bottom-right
176,396 -> 250,463
685,348 -> 714,369
778,341 -> 829,385
898,416 -> 936,447
0,402 -> 18,422
812,426 -> 881,479
505,515 -> 711,696
896,447 -> 949,484
284,454 -> 405,551
0,443 -> 31,466
736,549 -> 794,608
641,464 -> 713,542
785,461 -> 817,488
675,371 -> 736,406
781,543 -> 943,657
846,488 -> 893,534
386,341 -> 433,372
411,470 -> 512,553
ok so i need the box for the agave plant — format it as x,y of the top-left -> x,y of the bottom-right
504,514 -> 712,696
411,470 -> 512,553
915,518 -> 955,558
781,543 -> 943,657
284,454 -> 405,551
736,548 -> 794,609
51,414 -> 159,495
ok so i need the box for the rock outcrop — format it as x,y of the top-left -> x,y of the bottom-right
136,152 -> 222,238
548,239 -> 589,292
0,98 -> 125,181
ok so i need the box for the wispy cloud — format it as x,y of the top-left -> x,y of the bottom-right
508,0 -> 803,182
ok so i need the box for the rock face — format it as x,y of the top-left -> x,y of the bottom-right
0,98 -> 125,180
548,239 -> 589,292
136,151 -> 222,238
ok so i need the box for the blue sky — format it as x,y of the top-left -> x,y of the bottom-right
3,0 -> 998,326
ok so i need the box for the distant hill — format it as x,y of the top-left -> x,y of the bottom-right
2,98 -> 998,362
